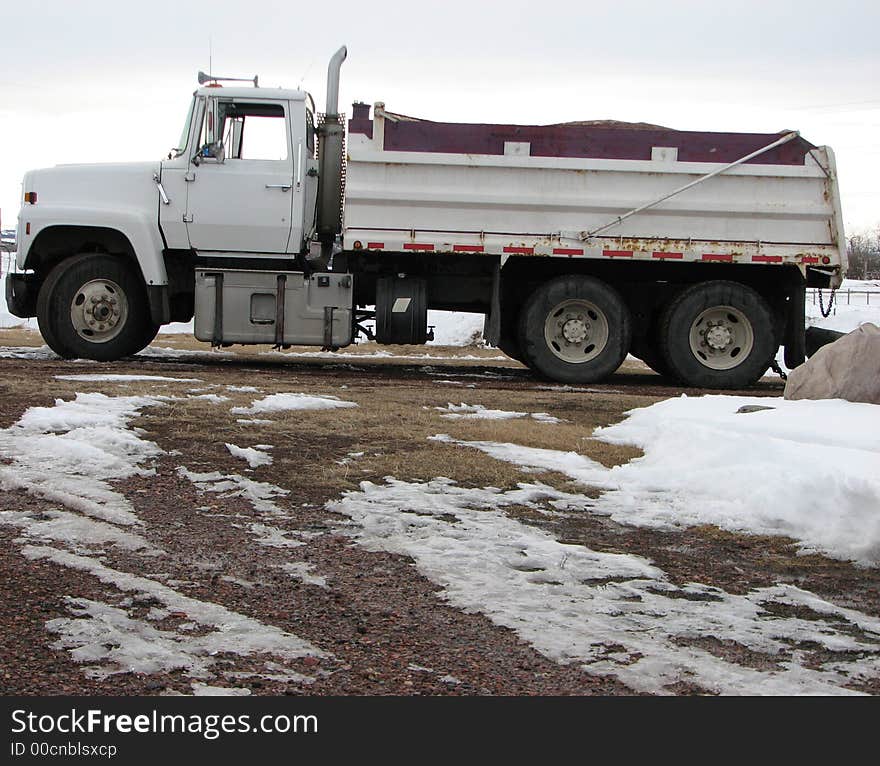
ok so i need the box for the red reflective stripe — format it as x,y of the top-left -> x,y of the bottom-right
403,243 -> 434,251
652,251 -> 683,259
553,248 -> 584,255
801,255 -> 820,264
703,253 -> 733,262
752,255 -> 782,263
503,246 -> 534,255
367,242 -> 384,249
452,244 -> 484,252
602,249 -> 633,257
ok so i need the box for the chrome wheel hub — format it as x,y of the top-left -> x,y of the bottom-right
704,322 -> 733,350
688,305 -> 754,370
70,279 -> 128,343
561,317 -> 588,344
543,299 -> 609,364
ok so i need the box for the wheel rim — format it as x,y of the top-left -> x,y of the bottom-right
69,279 -> 129,344
543,298 -> 609,363
688,305 -> 754,370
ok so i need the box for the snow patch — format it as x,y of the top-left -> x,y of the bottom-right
0,393 -> 164,527
434,403 -> 564,423
330,477 -> 880,695
188,394 -> 230,403
30,549 -> 327,680
279,562 -> 329,589
178,467 -> 288,514
225,443 -> 273,468
55,374 -> 202,383
435,395 -> 880,566
436,403 -> 527,420
231,393 -> 358,415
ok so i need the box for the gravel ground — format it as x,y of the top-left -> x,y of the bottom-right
1,330 -> 878,696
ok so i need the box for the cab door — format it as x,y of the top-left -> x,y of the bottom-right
185,98 -> 294,254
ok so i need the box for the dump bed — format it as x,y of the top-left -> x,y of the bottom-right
343,103 -> 846,285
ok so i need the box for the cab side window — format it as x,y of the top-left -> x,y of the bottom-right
220,102 -> 288,162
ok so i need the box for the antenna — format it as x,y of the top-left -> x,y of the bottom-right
199,35 -> 259,87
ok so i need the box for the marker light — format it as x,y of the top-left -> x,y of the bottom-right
24,192 -> 37,204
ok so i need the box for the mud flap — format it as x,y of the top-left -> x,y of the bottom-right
783,285 -> 806,369
5,273 -> 39,318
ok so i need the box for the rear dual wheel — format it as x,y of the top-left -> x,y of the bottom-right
37,254 -> 159,360
657,280 -> 777,389
517,275 -> 631,384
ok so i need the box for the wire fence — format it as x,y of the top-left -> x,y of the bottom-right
806,289 -> 877,308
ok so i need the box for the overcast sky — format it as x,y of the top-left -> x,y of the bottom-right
1,0 -> 877,234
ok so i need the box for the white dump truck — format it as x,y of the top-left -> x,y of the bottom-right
6,47 -> 847,388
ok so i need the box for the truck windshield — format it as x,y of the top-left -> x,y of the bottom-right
171,97 -> 197,158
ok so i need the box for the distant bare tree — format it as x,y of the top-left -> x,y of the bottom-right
847,228 -> 880,280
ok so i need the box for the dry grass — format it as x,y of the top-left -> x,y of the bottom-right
0,324 -> 664,504
0,326 -> 661,502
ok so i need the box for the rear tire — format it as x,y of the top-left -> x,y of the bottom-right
36,254 -> 159,360
518,275 -> 631,384
658,280 -> 777,388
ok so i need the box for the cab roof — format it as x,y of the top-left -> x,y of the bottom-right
194,86 -> 310,103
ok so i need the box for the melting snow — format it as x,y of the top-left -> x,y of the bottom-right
55,374 -> 202,383
178,467 -> 288,514
0,393 -> 327,689
436,395 -> 880,565
225,443 -> 273,468
330,476 -> 880,694
0,345 -> 60,360
0,393 -> 164,526
30,546 -> 326,680
435,403 -> 564,423
436,403 -> 527,420
231,392 -> 358,415
279,562 -> 329,589
188,393 -> 230,403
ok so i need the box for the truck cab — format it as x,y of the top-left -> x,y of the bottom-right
159,86 -> 319,258
8,75 -> 352,362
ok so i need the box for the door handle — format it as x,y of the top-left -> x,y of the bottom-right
265,184 -> 292,192
153,172 -> 170,204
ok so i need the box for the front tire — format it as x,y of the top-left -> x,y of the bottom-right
37,254 -> 159,361
518,275 -> 631,384
658,280 -> 777,389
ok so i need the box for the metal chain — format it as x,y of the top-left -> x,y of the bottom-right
817,287 -> 836,318
770,359 -> 788,381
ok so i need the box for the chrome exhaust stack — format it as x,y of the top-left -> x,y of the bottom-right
315,46 -> 348,257
325,46 -> 347,118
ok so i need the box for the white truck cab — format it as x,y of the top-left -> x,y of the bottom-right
9,56 -> 350,361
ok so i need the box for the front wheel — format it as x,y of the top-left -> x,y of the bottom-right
658,280 -> 777,389
37,254 -> 159,361
518,275 -> 631,384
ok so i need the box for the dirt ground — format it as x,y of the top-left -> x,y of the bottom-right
1,327 -> 878,696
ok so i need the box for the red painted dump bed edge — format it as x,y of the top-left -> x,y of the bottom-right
348,103 -> 814,165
